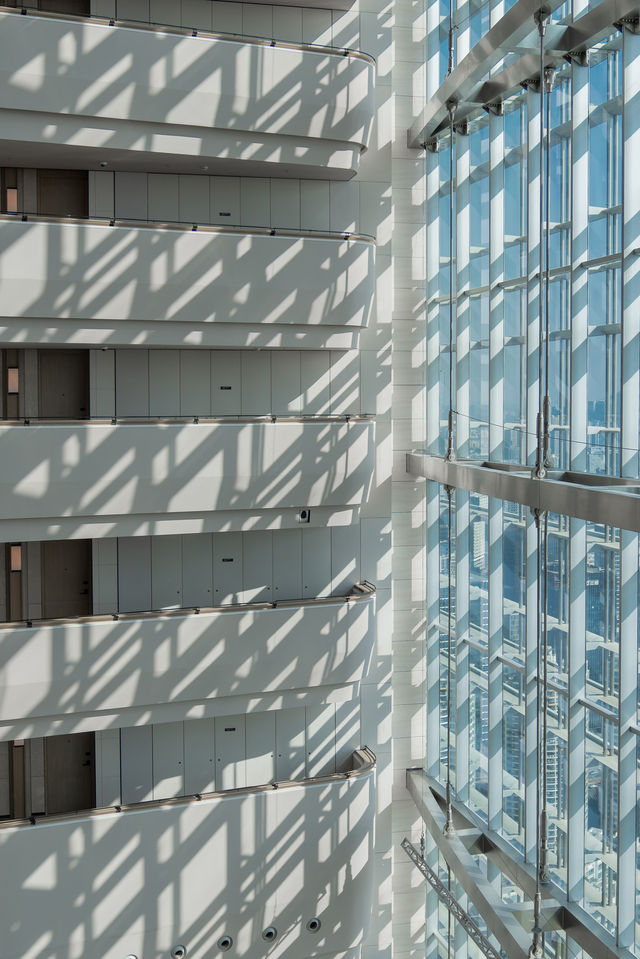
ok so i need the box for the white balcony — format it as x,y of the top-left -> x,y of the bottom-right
0,748 -> 375,959
0,217 -> 374,348
0,11 -> 374,179
0,418 -> 374,540
0,587 -> 376,739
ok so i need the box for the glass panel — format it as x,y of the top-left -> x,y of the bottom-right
502,501 -> 526,666
545,512 -> 569,690
585,523 -> 620,714
469,121 -> 489,289
546,691 -> 568,890
439,486 -> 456,788
586,269 -> 621,476
468,642 -> 488,821
469,295 -> 489,459
502,662 -> 525,852
584,709 -> 618,935
636,736 -> 640,956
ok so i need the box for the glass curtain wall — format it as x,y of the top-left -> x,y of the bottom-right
422,0 -> 640,957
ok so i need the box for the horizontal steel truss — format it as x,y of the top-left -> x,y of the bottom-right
406,453 -> 640,531
401,838 -> 503,959
406,769 -> 636,959
409,0 -> 640,146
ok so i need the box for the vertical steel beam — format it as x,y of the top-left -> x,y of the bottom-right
617,530 -> 637,947
426,0 -> 442,102
455,116 -> 471,807
457,126 -> 471,460
456,487 -> 470,803
567,517 -> 586,907
487,0 -> 505,850
570,32 -> 589,473
488,492 -> 503,835
525,509 -> 539,867
526,82 -> 542,469
427,482 -> 442,779
489,107 -> 505,463
427,148 -> 441,455
621,27 -> 640,480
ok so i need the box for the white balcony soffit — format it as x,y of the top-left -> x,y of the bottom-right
0,10 -> 375,178
0,588 -> 376,738
0,750 -> 376,959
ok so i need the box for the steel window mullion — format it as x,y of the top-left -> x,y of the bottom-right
568,517 -> 586,908
488,495 -> 503,833
524,509 -> 538,866
489,108 -> 505,462
571,55 -> 589,472
526,82 -> 541,469
427,148 -> 442,454
487,100 -> 506,839
457,126 -> 471,459
454,117 -> 471,810
617,528 -> 637,948
456,488 -> 470,804
427,482 -> 442,779
621,27 -> 640,480
427,0 -> 441,104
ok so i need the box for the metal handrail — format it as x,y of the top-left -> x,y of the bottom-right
0,581 -> 376,631
0,746 -> 376,830
0,211 -> 376,245
1,414 -> 375,426
0,4 -> 376,65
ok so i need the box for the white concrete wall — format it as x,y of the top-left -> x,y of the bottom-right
90,347 -> 364,418
0,767 -> 375,959
0,595 -> 375,738
0,13 -> 374,177
102,527 -> 361,611
0,220 -> 374,337
97,704 -> 362,803
99,0 -> 358,41
89,170 -> 362,234
0,420 -> 374,536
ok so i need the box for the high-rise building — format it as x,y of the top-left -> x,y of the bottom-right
1,0 -> 639,958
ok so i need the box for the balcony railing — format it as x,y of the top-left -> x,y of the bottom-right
0,417 -> 375,537
0,748 -> 376,959
0,585 -> 376,738
0,215 -> 375,346
0,9 -> 375,177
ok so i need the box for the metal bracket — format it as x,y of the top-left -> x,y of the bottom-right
520,76 -> 541,93
543,65 -> 556,92
615,15 -> 640,33
454,118 -> 469,136
482,100 -> 504,117
423,138 -> 440,153
563,48 -> 589,67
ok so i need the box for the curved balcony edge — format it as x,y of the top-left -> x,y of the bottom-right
0,749 -> 376,959
0,746 -> 376,830
0,5 -> 376,66
0,11 -> 375,176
